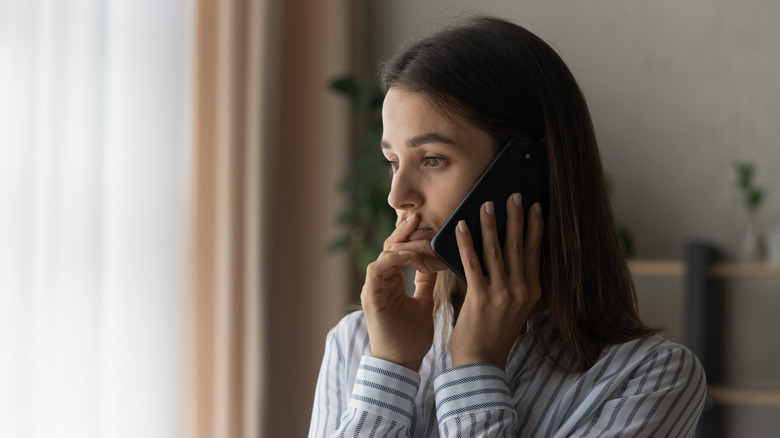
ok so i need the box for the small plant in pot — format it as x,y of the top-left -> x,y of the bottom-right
733,160 -> 766,262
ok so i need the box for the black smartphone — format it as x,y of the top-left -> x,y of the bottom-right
430,136 -> 548,282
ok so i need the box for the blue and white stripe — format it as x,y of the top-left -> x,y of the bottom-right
434,363 -> 515,424
308,311 -> 706,437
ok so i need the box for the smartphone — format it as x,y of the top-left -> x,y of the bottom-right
430,136 -> 548,282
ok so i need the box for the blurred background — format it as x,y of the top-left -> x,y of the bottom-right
0,0 -> 777,437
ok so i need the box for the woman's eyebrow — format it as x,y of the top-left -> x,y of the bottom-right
381,132 -> 456,149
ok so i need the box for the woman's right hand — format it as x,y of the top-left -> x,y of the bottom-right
449,195 -> 544,368
360,213 -> 439,372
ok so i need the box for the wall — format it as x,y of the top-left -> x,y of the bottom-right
365,2 -> 780,437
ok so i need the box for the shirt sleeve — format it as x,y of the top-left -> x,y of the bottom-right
310,353 -> 421,437
433,363 -> 518,437
308,309 -> 424,438
347,356 -> 422,435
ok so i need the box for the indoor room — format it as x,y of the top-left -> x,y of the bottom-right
1,1 -> 778,437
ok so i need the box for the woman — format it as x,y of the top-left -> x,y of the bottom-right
309,16 -> 705,437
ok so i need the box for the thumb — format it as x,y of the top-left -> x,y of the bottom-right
413,270 -> 437,307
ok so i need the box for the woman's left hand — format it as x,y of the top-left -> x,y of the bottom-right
449,193 -> 544,368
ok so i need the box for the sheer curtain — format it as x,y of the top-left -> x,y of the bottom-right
1,0 -> 357,436
0,1 -> 194,437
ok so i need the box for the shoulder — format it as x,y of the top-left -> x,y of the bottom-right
602,335 -> 706,397
610,335 -> 703,374
550,336 -> 706,437
324,310 -> 370,359
330,309 -> 367,338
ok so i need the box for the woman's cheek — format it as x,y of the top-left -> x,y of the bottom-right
430,176 -> 472,223
441,194 -> 465,222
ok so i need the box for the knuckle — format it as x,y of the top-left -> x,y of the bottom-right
515,284 -> 541,304
468,292 -> 488,309
498,285 -> 514,301
492,292 -> 510,308
365,259 -> 382,275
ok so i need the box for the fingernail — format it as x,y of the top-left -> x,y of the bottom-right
406,213 -> 416,222
398,251 -> 411,257
484,201 -> 494,215
533,203 -> 542,215
458,220 -> 468,233
513,193 -> 522,207
423,259 -> 433,271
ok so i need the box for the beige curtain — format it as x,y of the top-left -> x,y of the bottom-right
185,1 -> 357,437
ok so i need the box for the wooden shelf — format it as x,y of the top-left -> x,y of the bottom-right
629,259 -> 780,278
708,385 -> 780,406
664,244 -> 780,434
629,260 -> 685,276
709,263 -> 780,278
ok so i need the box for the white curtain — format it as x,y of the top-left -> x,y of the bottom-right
0,1 -> 195,437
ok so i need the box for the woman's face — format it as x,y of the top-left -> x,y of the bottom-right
381,87 -> 496,241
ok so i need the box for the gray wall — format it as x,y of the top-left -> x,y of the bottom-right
366,0 -> 780,261
366,2 -> 780,436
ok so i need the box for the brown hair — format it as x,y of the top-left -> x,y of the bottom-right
380,16 -> 657,372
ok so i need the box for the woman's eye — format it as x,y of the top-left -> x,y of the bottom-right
382,158 -> 399,173
424,156 -> 446,167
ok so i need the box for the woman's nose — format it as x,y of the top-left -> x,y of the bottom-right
387,168 -> 423,211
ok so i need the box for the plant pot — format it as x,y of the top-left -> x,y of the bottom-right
739,210 -> 765,262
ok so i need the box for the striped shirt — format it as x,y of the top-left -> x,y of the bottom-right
309,310 -> 706,437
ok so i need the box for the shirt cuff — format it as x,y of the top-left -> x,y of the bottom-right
433,363 -> 514,423
350,356 -> 421,422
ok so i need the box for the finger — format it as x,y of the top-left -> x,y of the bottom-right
454,220 -> 486,288
365,250 -> 412,281
523,203 -> 544,288
389,240 -> 448,272
504,193 -> 525,283
413,270 -> 437,307
389,239 -> 433,255
383,213 -> 419,251
480,201 -> 505,281
362,251 -> 412,307
404,251 -> 439,274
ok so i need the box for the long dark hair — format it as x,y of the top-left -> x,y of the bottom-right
380,16 -> 657,372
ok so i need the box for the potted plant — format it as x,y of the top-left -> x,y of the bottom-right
733,160 -> 766,262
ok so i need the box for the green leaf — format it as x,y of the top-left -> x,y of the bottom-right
328,235 -> 351,252
327,74 -> 393,273
732,160 -> 766,211
329,76 -> 357,97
